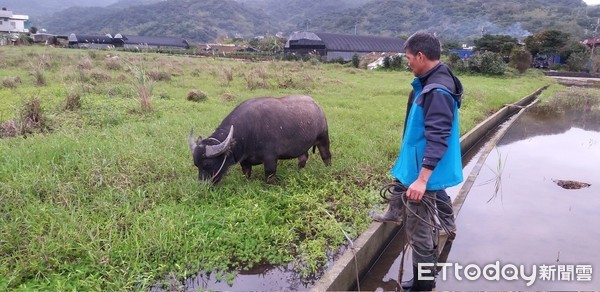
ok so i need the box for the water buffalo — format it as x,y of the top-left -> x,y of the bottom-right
189,95 -> 331,184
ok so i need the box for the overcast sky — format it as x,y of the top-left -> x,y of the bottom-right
584,0 -> 600,5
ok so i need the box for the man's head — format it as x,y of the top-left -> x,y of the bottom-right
404,31 -> 441,76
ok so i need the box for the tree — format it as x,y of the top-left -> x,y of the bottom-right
29,26 -> 38,34
525,30 -> 570,56
442,40 -> 462,51
474,34 -> 518,53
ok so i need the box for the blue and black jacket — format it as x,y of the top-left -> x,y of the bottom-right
391,63 -> 464,190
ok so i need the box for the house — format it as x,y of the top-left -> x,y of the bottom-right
581,37 -> 600,49
0,7 -> 30,33
113,34 -> 190,49
284,32 -> 405,61
32,33 -> 58,45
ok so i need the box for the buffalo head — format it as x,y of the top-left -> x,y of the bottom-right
189,125 -> 234,184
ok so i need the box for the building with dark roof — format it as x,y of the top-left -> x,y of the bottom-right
68,33 -> 114,48
284,32 -> 405,61
113,34 -> 190,49
67,33 -> 190,49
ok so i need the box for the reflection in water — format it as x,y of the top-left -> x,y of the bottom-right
440,93 -> 600,290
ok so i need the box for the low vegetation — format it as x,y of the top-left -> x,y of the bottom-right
0,45 -> 550,290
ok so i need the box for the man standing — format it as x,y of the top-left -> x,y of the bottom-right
392,31 -> 463,291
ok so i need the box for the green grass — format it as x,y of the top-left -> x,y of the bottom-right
0,46 -> 550,290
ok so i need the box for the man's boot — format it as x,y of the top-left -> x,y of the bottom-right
372,197 -> 403,224
373,183 -> 405,224
401,265 -> 435,291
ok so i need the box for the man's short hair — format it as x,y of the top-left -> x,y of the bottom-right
404,31 -> 441,61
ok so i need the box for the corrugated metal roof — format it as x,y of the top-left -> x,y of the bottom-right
286,32 -> 404,53
68,34 -> 113,44
115,34 -> 190,48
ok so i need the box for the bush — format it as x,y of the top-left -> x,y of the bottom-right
381,54 -> 403,70
566,52 -> 588,72
187,90 -> 207,102
352,54 -> 360,68
467,52 -> 507,75
329,57 -> 346,64
389,55 -> 403,70
447,53 -> 468,73
509,48 -> 532,74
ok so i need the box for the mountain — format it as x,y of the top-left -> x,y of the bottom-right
107,0 -> 166,9
236,0 -> 370,32
0,0 -> 119,17
38,0 -> 271,43
35,0 -> 600,43
311,0 -> 592,40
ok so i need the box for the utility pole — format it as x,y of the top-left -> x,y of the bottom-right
591,17 -> 599,73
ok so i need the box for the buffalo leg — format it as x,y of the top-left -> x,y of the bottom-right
241,160 -> 252,179
264,158 -> 278,184
317,133 -> 332,166
298,152 -> 308,169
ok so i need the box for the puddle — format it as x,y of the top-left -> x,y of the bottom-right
361,91 -> 600,290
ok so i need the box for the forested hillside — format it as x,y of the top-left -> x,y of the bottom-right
0,0 -> 118,17
313,0 -> 594,40
35,0 -> 600,42
39,0 -> 270,43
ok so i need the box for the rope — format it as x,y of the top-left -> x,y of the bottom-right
379,181 -> 454,290
211,154 -> 228,181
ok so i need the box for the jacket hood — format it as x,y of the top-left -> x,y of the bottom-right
418,63 -> 463,108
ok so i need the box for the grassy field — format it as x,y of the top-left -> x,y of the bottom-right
0,46 -> 551,290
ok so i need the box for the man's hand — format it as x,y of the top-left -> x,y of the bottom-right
407,168 -> 433,201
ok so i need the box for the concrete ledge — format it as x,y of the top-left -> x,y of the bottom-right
459,85 -> 547,156
311,86 -> 549,291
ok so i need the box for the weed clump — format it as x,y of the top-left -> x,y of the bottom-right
219,67 -> 234,86
30,62 -> 47,86
90,70 -> 112,82
0,120 -> 17,138
2,76 -> 21,89
78,57 -> 94,70
148,70 -> 171,81
64,88 -> 82,111
104,57 -> 122,70
132,66 -> 155,112
8,97 -> 49,136
187,90 -> 207,102
221,92 -> 237,101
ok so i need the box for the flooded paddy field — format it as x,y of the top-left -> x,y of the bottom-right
439,88 -> 600,290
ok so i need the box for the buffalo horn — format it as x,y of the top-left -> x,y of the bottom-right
205,125 -> 234,158
189,128 -> 198,153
